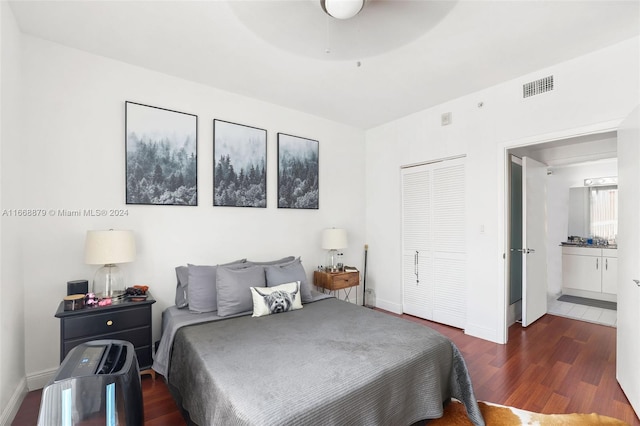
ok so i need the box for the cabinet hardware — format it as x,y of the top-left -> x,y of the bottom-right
596,258 -> 599,270
106,320 -> 113,326
634,279 -> 640,287
415,251 -> 419,284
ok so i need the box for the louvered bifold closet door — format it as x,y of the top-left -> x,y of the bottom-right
401,157 -> 466,329
432,159 -> 466,329
401,166 -> 433,319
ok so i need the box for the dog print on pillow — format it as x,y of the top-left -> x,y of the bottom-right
250,281 -> 302,317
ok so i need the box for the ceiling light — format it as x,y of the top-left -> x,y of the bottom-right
320,0 -> 364,20
584,177 -> 617,187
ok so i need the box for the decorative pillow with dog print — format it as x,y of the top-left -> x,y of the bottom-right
250,281 -> 302,317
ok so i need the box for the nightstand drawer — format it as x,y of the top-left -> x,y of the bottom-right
63,326 -> 151,358
314,270 -> 359,291
330,273 -> 359,290
63,307 -> 149,340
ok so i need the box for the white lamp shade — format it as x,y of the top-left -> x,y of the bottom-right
85,230 -> 136,265
321,0 -> 364,20
322,228 -> 348,250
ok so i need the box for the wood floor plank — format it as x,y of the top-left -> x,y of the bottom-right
12,311 -> 640,425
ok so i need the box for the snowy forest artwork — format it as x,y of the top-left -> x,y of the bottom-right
213,120 -> 267,207
277,133 -> 319,209
126,102 -> 197,206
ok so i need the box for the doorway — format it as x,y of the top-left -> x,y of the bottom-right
505,130 -> 618,329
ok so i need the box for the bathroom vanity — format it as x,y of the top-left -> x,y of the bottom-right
561,246 -> 617,302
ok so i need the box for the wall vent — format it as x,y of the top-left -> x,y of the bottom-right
523,75 -> 554,98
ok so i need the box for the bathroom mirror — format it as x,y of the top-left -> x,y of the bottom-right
568,187 -> 589,237
568,185 -> 618,240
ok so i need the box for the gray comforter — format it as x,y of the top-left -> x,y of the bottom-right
163,297 -> 484,425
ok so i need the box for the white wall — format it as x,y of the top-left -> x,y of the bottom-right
13,35 -> 366,386
0,0 -> 27,422
365,37 -> 639,343
0,1 -> 27,423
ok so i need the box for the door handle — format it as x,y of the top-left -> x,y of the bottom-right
510,248 -> 535,254
634,279 -> 640,287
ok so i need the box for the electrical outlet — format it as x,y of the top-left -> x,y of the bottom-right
441,112 -> 452,126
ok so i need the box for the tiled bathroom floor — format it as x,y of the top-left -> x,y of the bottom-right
547,295 -> 617,327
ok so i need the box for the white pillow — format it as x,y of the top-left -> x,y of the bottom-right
250,281 -> 303,317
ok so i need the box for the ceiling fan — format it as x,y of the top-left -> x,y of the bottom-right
320,0 -> 365,20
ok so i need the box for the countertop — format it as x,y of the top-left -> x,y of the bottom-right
560,242 -> 617,249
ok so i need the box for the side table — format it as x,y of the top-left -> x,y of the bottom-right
313,270 -> 360,303
55,294 -> 156,378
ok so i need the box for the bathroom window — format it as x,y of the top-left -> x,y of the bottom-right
590,185 -> 618,241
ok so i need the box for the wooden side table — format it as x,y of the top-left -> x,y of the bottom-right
313,270 -> 360,303
55,294 -> 156,378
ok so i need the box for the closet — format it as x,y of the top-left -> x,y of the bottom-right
401,156 -> 466,329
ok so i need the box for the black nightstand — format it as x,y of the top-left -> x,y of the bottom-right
54,294 -> 156,373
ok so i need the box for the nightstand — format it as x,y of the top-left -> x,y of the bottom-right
54,294 -> 156,375
313,270 -> 360,303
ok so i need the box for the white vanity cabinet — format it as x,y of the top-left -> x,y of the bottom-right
601,249 -> 618,294
561,246 -> 617,301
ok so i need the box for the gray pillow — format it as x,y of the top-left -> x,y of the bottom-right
247,256 -> 295,266
265,258 -> 312,303
216,265 -> 266,317
175,266 -> 189,308
186,259 -> 247,313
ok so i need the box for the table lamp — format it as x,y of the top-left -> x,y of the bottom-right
322,228 -> 347,272
84,229 -> 136,298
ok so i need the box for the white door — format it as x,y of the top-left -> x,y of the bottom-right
402,166 -> 433,319
617,106 -> 640,416
401,157 -> 466,328
432,161 -> 466,328
522,156 -> 548,327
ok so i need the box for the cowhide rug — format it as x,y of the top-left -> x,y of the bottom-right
426,399 -> 629,425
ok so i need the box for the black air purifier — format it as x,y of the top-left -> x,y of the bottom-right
37,340 -> 143,425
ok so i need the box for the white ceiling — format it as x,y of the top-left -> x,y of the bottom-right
510,132 -> 618,167
8,0 -> 640,129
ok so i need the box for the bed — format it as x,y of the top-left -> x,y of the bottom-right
153,291 -> 485,425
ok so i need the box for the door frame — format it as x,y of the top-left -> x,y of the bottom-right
496,119 -> 621,344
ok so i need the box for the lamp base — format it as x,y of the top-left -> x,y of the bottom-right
91,264 -> 125,298
325,249 -> 345,272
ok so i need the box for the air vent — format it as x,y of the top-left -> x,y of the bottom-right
523,75 -> 554,98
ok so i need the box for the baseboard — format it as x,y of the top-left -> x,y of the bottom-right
375,297 -> 402,314
26,368 -> 57,391
0,377 -> 27,426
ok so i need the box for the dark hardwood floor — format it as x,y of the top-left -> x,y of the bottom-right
12,312 -> 639,425
400,312 -> 640,426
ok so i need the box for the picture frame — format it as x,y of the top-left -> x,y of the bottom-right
213,119 -> 267,207
277,133 -> 319,209
125,101 -> 198,206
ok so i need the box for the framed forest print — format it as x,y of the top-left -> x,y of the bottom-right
125,101 -> 198,206
277,133 -> 319,209
213,120 -> 267,207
